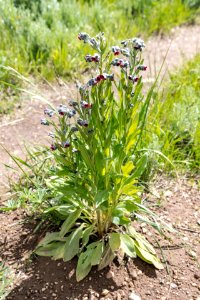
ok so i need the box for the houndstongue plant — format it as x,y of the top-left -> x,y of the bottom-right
35,32 -> 164,281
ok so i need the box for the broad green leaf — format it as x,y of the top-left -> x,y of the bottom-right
95,190 -> 109,208
44,205 -> 74,216
82,225 -> 95,248
35,242 -> 65,259
91,241 -> 104,266
109,233 -> 121,252
63,226 -> 83,262
60,209 -> 82,237
135,240 -> 163,270
128,226 -> 156,255
37,232 -> 67,247
76,249 -> 93,282
98,244 -> 115,270
122,161 -> 134,176
120,234 -> 136,258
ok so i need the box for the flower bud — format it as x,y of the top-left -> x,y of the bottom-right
44,108 -> 54,117
50,144 -> 57,151
41,118 -> 49,125
63,140 -> 71,148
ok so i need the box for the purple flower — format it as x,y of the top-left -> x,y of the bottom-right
50,144 -> 57,151
63,140 -> 71,148
112,46 -> 121,55
77,119 -> 89,127
85,54 -> 100,63
69,100 -> 78,107
137,65 -> 147,71
128,75 -> 139,83
132,38 -> 145,51
41,118 -> 49,125
81,101 -> 92,108
87,78 -> 98,87
111,58 -> 129,68
44,108 -> 54,117
58,105 -> 76,117
78,32 -> 89,43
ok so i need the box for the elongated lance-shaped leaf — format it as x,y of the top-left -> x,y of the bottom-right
60,209 -> 82,237
63,225 -> 84,262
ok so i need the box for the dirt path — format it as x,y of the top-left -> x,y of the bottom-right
0,24 -> 200,196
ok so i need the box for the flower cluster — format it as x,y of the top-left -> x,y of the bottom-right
85,54 -> 100,63
41,118 -> 49,125
81,101 -> 92,109
78,32 -> 102,52
111,46 -> 121,55
111,58 -> 129,68
132,38 -> 145,51
58,105 -> 76,118
137,65 -> 147,71
128,75 -> 139,83
87,73 -> 114,86
121,38 -> 145,51
44,108 -> 54,117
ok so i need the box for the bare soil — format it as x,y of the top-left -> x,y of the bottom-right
0,176 -> 199,300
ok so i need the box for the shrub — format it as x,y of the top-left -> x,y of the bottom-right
35,32 -> 165,281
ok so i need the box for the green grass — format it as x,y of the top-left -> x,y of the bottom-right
145,54 -> 200,172
0,0 -> 199,80
0,0 -> 199,114
0,263 -> 14,300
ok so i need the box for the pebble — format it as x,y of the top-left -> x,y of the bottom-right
128,292 -> 141,300
170,283 -> 178,289
102,289 -> 109,296
189,251 -> 197,258
106,270 -> 115,279
131,271 -> 137,279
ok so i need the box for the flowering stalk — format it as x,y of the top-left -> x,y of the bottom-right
36,32 -> 164,281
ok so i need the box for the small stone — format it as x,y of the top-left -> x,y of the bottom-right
197,220 -> 200,226
142,228 -> 147,234
137,270 -> 142,276
189,251 -> 197,258
131,271 -> 137,279
191,283 -> 197,287
170,283 -> 178,289
128,292 -> 141,300
111,286 -> 115,290
106,271 -> 115,279
102,289 -> 109,296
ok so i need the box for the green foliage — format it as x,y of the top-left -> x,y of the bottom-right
145,55 -> 200,171
34,32 -> 165,280
0,0 -> 198,114
0,263 -> 14,300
